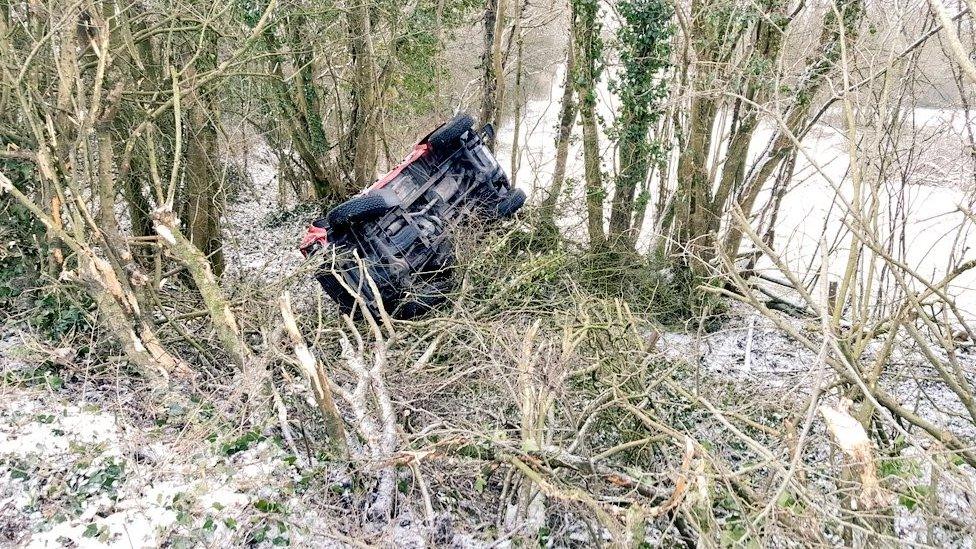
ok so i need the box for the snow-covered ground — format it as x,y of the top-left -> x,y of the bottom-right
494,64 -> 976,322
659,302 -> 976,547
3,43 -> 976,549
221,144 -> 308,288
0,335 -> 337,547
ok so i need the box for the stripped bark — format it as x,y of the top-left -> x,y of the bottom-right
279,291 -> 347,455
1,172 -> 183,381
153,207 -> 250,368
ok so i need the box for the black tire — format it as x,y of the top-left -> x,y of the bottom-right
316,271 -> 358,316
495,188 -> 526,218
395,276 -> 453,319
318,261 -> 403,319
426,113 -> 474,152
327,191 -> 395,229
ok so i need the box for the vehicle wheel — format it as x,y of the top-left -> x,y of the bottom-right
427,238 -> 455,273
316,271 -> 357,316
426,113 -> 474,153
394,276 -> 453,319
495,188 -> 526,218
318,261 -> 403,319
327,191 -> 396,229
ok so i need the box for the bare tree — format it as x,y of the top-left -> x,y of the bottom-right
571,0 -> 606,249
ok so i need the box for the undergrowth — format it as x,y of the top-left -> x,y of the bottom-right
452,212 -> 726,329
1,160 -> 94,342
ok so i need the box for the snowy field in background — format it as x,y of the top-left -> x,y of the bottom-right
495,66 -> 976,321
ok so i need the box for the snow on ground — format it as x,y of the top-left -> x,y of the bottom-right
0,334 -> 339,547
221,143 -> 311,289
660,301 -> 976,437
0,383 -> 300,547
659,303 -> 976,546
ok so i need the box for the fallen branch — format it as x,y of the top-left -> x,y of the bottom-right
392,437 -> 671,503
279,291 -> 348,455
154,206 -> 251,369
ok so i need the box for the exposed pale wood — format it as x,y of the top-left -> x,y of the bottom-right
279,291 -> 348,455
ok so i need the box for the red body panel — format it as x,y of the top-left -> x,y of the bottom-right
368,143 -> 429,191
300,142 -> 430,255
299,226 -> 329,257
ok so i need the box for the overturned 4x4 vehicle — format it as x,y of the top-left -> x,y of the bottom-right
299,113 -> 526,319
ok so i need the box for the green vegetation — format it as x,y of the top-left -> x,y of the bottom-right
1,0 -> 975,546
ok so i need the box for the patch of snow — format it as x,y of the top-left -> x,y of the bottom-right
0,386 -> 300,547
0,396 -> 121,458
221,143 -> 310,289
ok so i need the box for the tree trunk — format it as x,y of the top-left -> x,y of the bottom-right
347,0 -> 378,188
116,5 -> 172,239
121,171 -> 154,238
508,6 -> 525,185
80,252 -> 185,381
481,0 -> 507,149
665,0 -> 722,272
608,122 -> 646,250
581,109 -> 605,249
184,103 -> 225,277
708,3 -> 787,243
262,26 -> 343,201
154,207 -> 251,369
606,0 -> 673,251
538,46 -> 577,231
183,30 -> 225,277
571,0 -> 605,250
481,0 -> 498,129
723,0 -> 865,256
671,93 -> 719,269
96,130 -> 119,239
490,0 -> 507,133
